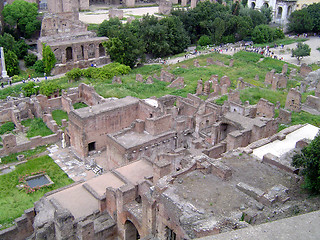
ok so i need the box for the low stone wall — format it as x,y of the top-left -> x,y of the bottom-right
0,208 -> 35,240
0,131 -> 62,156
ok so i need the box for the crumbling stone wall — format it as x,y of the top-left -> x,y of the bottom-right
285,88 -> 301,112
256,98 -> 275,118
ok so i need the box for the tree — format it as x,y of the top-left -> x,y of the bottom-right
292,132 -> 320,193
288,8 -> 314,34
22,81 -> 38,97
39,82 -> 61,96
42,44 -> 56,75
306,3 -> 320,32
291,43 -> 311,65
2,0 -> 41,38
198,35 -> 211,46
24,53 -> 38,67
33,60 -> 45,74
260,6 -> 273,24
66,68 -> 82,82
241,0 -> 248,7
251,24 -> 275,44
0,33 -> 29,59
4,50 -> 19,76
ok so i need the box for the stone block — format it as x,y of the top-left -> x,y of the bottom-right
236,182 -> 264,201
278,109 -> 291,124
211,161 -> 232,180
167,77 -> 184,89
196,80 -> 203,95
220,75 -> 231,87
160,70 -> 175,82
300,63 -> 312,77
159,0 -> 172,15
136,74 -> 144,82
112,76 -> 122,84
194,59 -> 200,67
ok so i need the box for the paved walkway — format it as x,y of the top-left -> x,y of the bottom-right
199,210 -> 320,240
252,124 -> 319,160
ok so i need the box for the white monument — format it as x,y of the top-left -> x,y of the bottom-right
0,47 -> 8,79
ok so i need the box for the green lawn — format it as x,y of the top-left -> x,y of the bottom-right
21,118 -> 53,138
73,102 -> 88,109
52,110 -> 68,126
0,145 -> 48,165
0,155 -> 73,229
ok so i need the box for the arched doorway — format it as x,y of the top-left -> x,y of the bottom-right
263,2 -> 269,8
125,220 -> 140,240
251,2 -> 255,9
99,43 -> 105,57
66,47 -> 73,62
277,7 -> 283,19
287,6 -> 292,17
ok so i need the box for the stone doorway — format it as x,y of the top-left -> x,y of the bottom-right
124,220 -> 140,240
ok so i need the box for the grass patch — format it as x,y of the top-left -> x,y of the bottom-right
257,57 -> 298,73
21,118 -> 53,138
214,95 -> 228,105
51,110 -> 68,126
233,51 -> 264,63
0,145 -> 48,165
0,155 -> 73,229
253,37 -> 307,48
73,102 -> 88,109
87,23 -> 99,32
291,111 -> 320,127
0,122 -> 15,135
239,88 -> 287,107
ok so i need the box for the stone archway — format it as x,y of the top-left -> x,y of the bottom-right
277,7 -> 283,19
124,220 -> 140,240
251,2 -> 255,9
287,6 -> 292,17
263,2 -> 269,8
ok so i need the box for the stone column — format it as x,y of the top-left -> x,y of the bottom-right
191,0 -> 197,8
1,47 -> 8,79
84,45 -> 89,60
73,46 -> 78,62
95,44 -> 100,59
62,48 -> 67,64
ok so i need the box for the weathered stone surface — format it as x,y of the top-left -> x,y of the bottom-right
203,81 -> 211,95
136,74 -> 144,82
278,109 -> 291,124
285,88 -> 301,112
167,77 -> 184,89
112,76 -> 122,84
146,76 -> 154,84
300,63 -> 312,77
196,80 -> 203,95
181,64 -> 188,69
158,0 -> 172,15
207,58 -> 214,65
237,77 -> 246,90
109,9 -> 123,19
160,69 -> 175,82
228,90 -> 241,104
194,59 -> 200,67
220,76 -> 231,87
265,69 -> 275,84
221,84 -> 228,95
210,75 -> 219,83
229,58 -> 234,67
282,64 -> 288,75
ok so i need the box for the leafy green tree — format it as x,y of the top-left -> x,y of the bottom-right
241,0 -> 248,7
42,44 -> 56,75
16,39 -> 29,59
159,16 -> 190,56
4,50 -> 19,76
39,82 -> 61,96
260,6 -> 273,24
66,68 -> 82,81
24,53 -> 38,67
2,0 -> 41,38
252,24 -> 275,43
292,132 -> 320,193
0,33 -> 18,54
33,60 -> 45,74
240,8 -> 267,28
306,3 -> 320,32
231,1 -> 240,16
288,8 -> 314,33
198,35 -> 211,46
22,81 -> 38,97
98,18 -> 123,37
291,43 -> 311,65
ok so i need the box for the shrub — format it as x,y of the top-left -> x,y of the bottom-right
198,35 -> 212,46
33,60 -> 45,74
24,53 -> 38,67
39,82 -> 61,97
292,132 -> 320,193
0,122 -> 15,135
66,68 -> 82,81
22,81 -> 38,97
